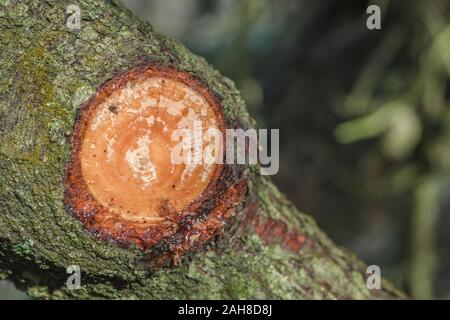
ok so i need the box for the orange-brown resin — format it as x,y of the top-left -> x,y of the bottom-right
64,64 -> 246,251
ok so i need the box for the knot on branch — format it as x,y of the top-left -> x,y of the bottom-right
64,63 -> 247,263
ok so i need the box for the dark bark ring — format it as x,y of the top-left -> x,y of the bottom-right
64,63 -> 247,257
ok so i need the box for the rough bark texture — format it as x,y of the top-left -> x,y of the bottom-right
0,0 -> 404,299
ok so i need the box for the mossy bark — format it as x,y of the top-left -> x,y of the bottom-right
0,0 -> 404,299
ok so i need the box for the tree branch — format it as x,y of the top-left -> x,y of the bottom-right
0,0 -> 404,299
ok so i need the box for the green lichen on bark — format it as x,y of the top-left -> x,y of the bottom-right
0,0 -> 404,299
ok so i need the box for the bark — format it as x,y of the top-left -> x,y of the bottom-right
0,0 -> 404,299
